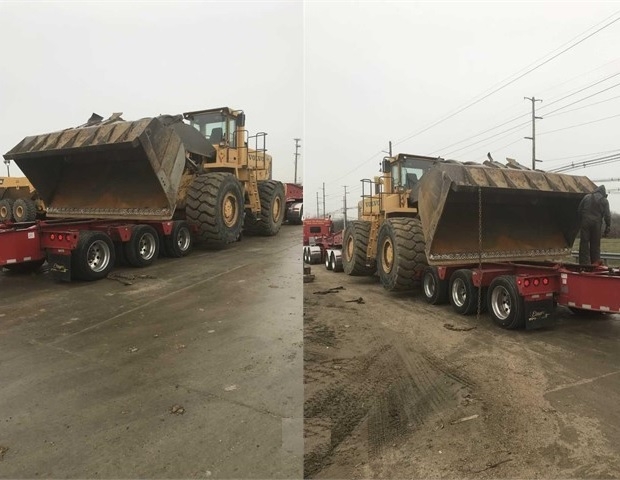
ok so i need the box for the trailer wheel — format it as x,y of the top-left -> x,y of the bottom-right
449,269 -> 480,315
286,202 -> 303,225
186,173 -> 244,246
308,245 -> 322,264
12,198 -> 37,222
303,246 -> 309,264
423,266 -> 449,305
488,275 -> 525,329
0,199 -> 15,222
124,225 -> 160,268
332,251 -> 343,272
377,217 -> 427,291
243,180 -> 286,236
72,231 -> 115,281
325,250 -> 333,270
342,221 -> 376,276
163,221 -> 193,258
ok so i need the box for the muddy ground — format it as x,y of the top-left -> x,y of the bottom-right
304,267 -> 620,478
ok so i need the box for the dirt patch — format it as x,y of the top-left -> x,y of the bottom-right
304,266 -> 620,478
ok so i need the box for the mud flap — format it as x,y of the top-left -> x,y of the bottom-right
524,299 -> 555,329
47,253 -> 72,282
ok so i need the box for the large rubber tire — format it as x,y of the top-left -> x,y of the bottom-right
163,221 -> 193,258
12,198 -> 37,222
0,198 -> 15,222
423,266 -> 449,305
449,269 -> 480,315
186,173 -> 244,246
124,225 -> 160,268
377,217 -> 427,291
342,221 -> 376,276
288,203 -> 303,225
71,231 -> 116,281
243,180 -> 286,236
487,275 -> 525,329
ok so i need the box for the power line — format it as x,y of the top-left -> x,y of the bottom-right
543,93 -> 620,119
431,70 -> 620,156
326,11 -> 620,187
545,148 -> 620,163
394,10 -> 620,148
548,152 -> 620,173
538,112 -> 620,136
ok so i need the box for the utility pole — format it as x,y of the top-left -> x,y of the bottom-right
343,185 -> 348,229
293,138 -> 301,184
389,140 -> 392,157
3,159 -> 10,177
316,192 -> 320,217
524,97 -> 543,170
322,182 -> 326,219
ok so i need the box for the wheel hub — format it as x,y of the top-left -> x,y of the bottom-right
222,192 -> 238,227
139,233 -> 157,260
424,274 -> 436,298
382,238 -> 394,273
345,236 -> 354,260
491,286 -> 511,320
271,196 -> 282,222
452,278 -> 467,307
87,240 -> 111,272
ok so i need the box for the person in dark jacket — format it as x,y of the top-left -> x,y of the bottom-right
578,185 -> 611,265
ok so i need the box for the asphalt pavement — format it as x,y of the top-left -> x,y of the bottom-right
0,225 -> 303,478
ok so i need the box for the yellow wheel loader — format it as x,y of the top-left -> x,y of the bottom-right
342,153 -> 597,291
0,176 -> 45,222
3,107 -> 285,246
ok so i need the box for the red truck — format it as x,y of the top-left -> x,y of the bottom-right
302,218 -> 344,271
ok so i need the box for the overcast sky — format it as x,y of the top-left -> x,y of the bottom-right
304,2 -> 620,215
2,1 -> 620,216
0,1 -> 302,183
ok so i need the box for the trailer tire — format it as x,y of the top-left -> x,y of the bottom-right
488,275 -> 525,329
124,225 -> 160,268
72,231 -> 115,281
186,173 -> 244,247
303,246 -> 309,264
325,250 -> 333,270
0,199 -> 15,222
243,180 -> 286,236
423,266 -> 449,305
342,221 -> 376,276
163,221 -> 193,258
286,202 -> 303,225
449,269 -> 480,315
12,198 -> 37,222
377,217 -> 427,291
332,251 -> 343,272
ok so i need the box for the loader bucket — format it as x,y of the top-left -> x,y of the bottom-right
3,117 -> 187,220
418,163 -> 597,265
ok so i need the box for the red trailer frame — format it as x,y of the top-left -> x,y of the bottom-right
1,218 -> 193,281
423,261 -> 620,329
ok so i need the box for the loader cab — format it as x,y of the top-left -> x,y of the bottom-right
387,154 -> 436,193
184,107 -> 244,148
